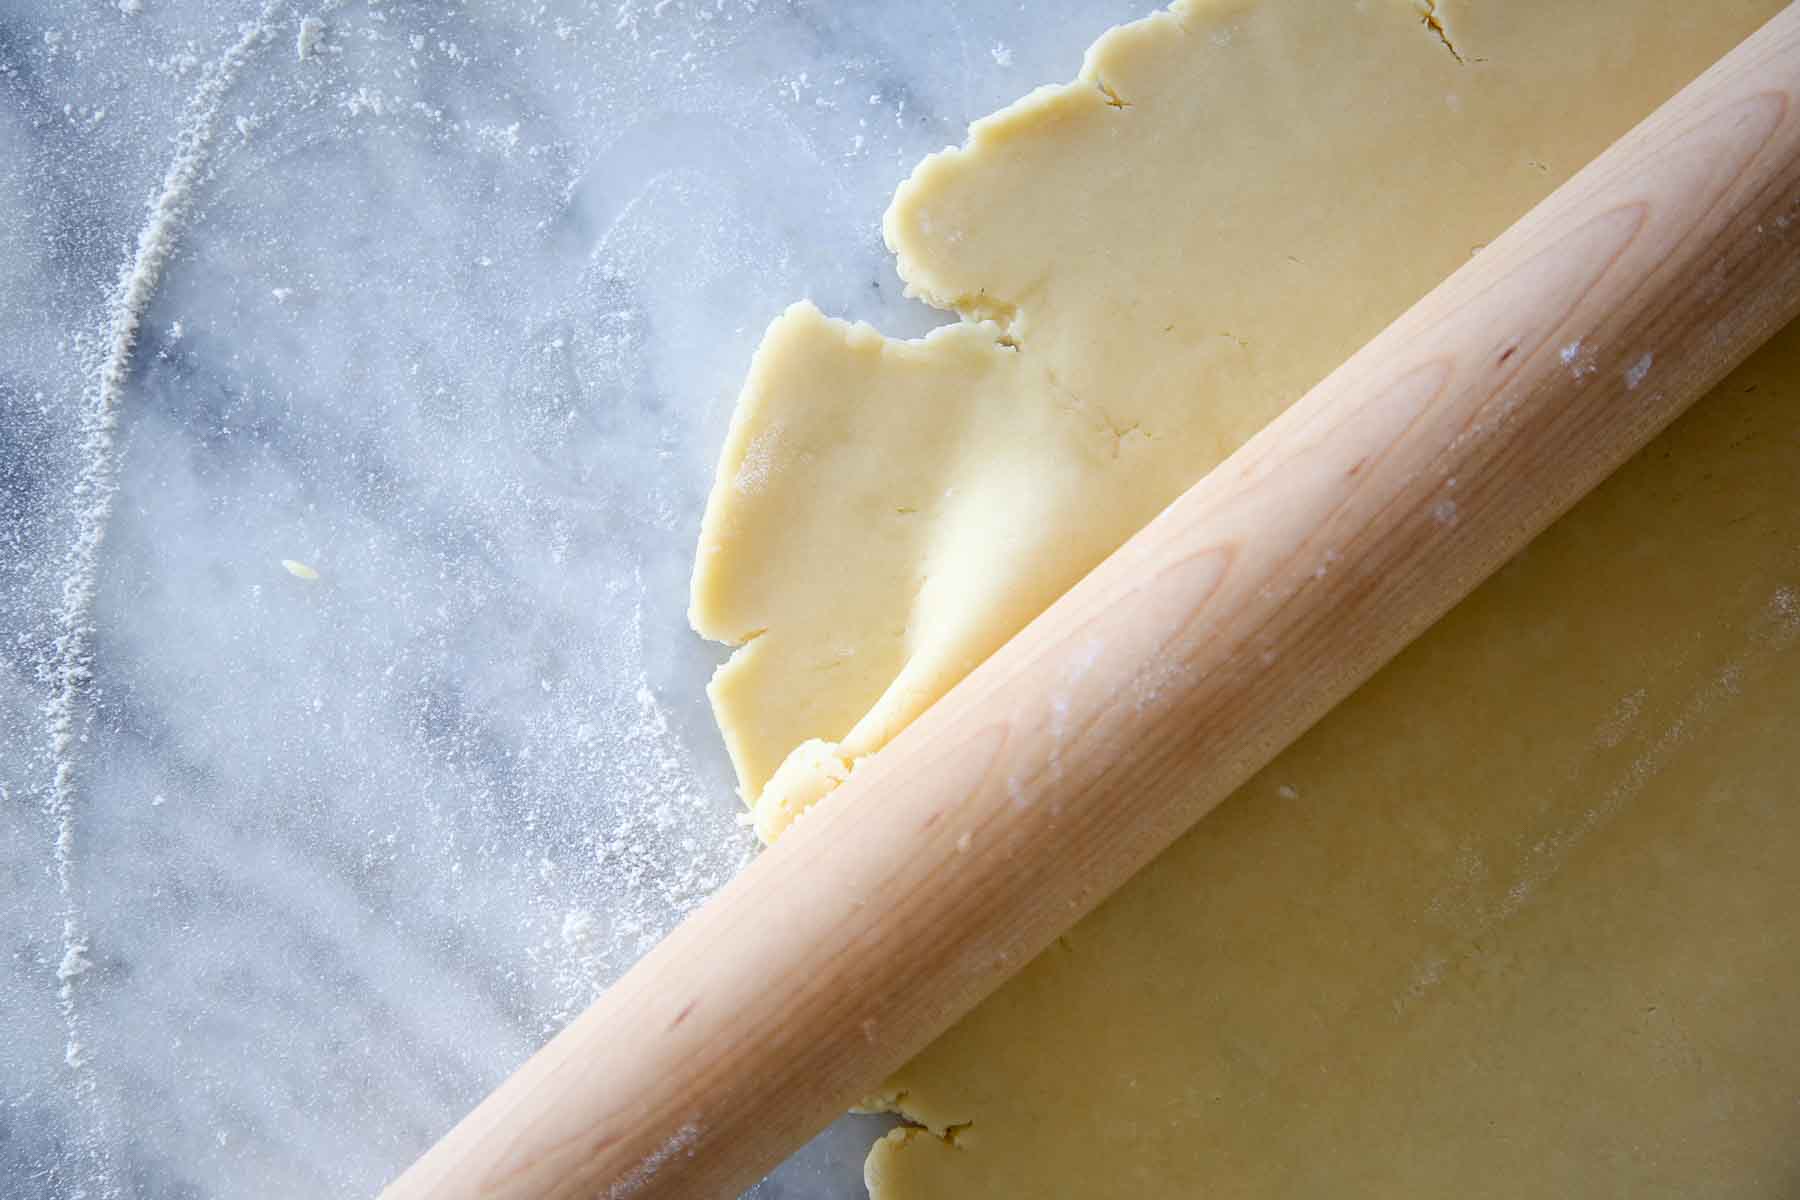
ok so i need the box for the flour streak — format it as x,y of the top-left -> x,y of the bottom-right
41,4 -> 288,1192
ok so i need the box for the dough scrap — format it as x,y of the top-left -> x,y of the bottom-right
690,0 -> 1800,1194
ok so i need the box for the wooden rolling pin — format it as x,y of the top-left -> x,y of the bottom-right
385,8 -> 1800,1198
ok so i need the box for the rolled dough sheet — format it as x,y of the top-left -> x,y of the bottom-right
863,341 -> 1800,1196
690,0 -> 1800,1193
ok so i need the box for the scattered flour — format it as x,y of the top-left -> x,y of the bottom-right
1559,336 -> 1598,379
477,121 -> 524,156
560,907 -> 598,953
40,0 -> 288,1186
297,16 -> 324,61
343,86 -> 387,117
1590,687 -> 1646,750
1393,585 -> 1800,1015
57,942 -> 94,983
605,1122 -> 701,1199
733,425 -> 782,495
527,595 -> 753,1026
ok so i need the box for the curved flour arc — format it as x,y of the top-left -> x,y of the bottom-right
41,2 -> 289,1189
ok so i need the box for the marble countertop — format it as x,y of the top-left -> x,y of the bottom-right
0,1 -> 1148,1195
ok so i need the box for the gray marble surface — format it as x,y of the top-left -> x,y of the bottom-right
0,1 -> 1149,1196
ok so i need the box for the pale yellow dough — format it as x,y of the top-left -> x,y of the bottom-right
691,0 -> 1800,1194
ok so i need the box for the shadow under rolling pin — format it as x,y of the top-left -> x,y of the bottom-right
382,7 -> 1800,1198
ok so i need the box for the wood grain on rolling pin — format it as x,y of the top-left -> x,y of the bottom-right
381,7 -> 1800,1199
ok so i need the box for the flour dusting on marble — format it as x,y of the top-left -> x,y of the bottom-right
39,3 -> 287,1187
0,3 -> 1149,1196
527,592 -> 753,1026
